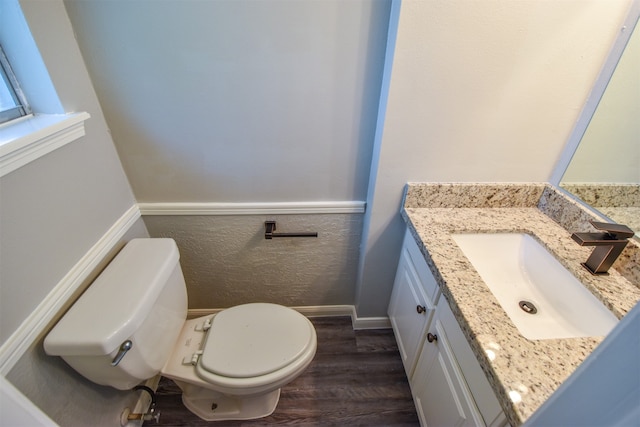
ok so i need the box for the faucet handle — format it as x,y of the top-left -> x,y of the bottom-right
589,221 -> 635,239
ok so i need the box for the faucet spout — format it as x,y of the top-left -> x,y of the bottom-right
571,221 -> 634,275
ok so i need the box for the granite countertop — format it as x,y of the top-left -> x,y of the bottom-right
559,183 -> 640,233
401,183 -> 640,426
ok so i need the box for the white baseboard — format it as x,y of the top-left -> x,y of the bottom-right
188,305 -> 391,330
187,305 -> 355,319
352,316 -> 392,330
0,205 -> 141,375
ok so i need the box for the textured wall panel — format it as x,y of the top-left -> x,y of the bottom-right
143,214 -> 363,309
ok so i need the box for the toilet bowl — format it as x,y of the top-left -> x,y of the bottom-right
43,238 -> 317,421
162,304 -> 317,420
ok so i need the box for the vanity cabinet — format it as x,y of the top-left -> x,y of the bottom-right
412,297 -> 507,427
388,230 -> 441,379
389,230 -> 507,427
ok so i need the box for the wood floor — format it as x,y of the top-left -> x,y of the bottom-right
152,316 -> 419,426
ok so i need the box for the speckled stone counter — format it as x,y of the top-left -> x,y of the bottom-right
560,183 -> 640,234
401,183 -> 640,426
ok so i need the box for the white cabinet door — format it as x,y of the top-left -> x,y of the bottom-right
412,309 -> 484,427
389,229 -> 441,378
388,243 -> 431,378
390,229 -> 506,427
437,294 -> 506,427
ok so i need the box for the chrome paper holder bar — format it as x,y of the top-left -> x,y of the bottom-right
264,221 -> 318,239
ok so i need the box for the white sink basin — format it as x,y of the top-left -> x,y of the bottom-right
452,233 -> 618,340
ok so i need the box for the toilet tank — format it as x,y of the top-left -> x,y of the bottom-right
44,238 -> 188,390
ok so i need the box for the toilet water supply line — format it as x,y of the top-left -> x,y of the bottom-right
120,385 -> 160,425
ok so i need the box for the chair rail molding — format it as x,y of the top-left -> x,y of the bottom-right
0,204 -> 140,375
138,201 -> 366,216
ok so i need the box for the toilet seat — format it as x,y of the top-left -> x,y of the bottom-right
161,303 -> 317,396
199,303 -> 315,378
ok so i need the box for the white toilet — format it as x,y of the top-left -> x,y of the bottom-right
44,238 -> 317,421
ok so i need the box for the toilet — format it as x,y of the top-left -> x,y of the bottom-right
43,238 -> 317,421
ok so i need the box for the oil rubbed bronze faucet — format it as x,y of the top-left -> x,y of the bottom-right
571,221 -> 635,275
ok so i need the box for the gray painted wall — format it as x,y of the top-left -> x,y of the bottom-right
2,1 -> 147,425
0,0 -> 140,346
63,0 -> 392,203
63,0 -> 392,316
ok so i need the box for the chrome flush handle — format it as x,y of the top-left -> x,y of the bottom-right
111,340 -> 133,366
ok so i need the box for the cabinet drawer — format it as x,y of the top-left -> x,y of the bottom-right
388,245 -> 433,377
403,229 -> 440,303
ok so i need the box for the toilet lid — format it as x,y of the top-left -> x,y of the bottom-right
199,303 -> 314,378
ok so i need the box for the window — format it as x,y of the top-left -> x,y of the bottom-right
0,45 -> 30,124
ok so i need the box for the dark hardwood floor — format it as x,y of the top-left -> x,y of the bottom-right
152,317 -> 419,426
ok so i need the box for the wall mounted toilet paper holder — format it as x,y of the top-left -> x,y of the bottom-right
264,221 -> 318,239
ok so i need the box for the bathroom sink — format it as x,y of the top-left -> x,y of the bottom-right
451,233 -> 618,340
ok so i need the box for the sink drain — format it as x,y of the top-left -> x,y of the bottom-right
519,300 -> 538,314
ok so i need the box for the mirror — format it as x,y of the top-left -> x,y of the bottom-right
556,5 -> 639,237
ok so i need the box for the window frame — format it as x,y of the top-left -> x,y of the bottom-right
0,44 -> 31,125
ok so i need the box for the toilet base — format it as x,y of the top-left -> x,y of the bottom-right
181,388 -> 281,421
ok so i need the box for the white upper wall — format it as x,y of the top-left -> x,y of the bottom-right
64,0 -> 392,203
381,0 -> 631,183
356,0 -> 633,317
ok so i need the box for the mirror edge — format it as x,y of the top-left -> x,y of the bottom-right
550,0 -> 640,186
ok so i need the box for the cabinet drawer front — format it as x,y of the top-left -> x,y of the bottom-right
389,246 -> 433,377
404,229 -> 440,304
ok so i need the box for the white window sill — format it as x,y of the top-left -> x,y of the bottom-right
0,112 -> 91,178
